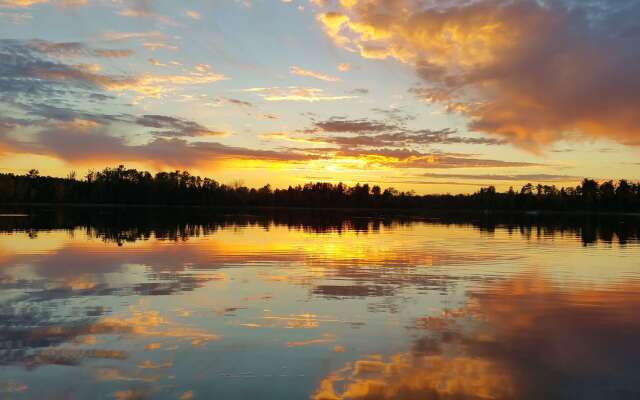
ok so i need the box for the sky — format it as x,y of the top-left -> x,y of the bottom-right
0,0 -> 639,194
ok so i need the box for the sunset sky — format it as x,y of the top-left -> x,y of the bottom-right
1,0 -> 639,193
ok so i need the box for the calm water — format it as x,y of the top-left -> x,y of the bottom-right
1,208 -> 639,399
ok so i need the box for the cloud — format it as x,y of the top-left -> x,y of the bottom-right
263,134 -> 529,169
25,39 -> 133,58
185,10 -> 200,20
313,117 -> 396,133
92,49 -> 132,58
0,39 -> 225,98
220,97 -> 253,108
135,114 -> 227,138
1,112 -> 532,170
348,88 -> 368,95
289,65 -> 340,82
337,62 -> 350,72
117,0 -> 176,26
421,173 -> 583,182
307,117 -> 506,146
0,0 -> 86,8
316,0 -> 640,151
101,31 -> 165,42
260,113 -> 516,169
0,118 -> 314,168
332,147 -> 537,169
326,131 -> 505,147
243,87 -> 356,102
101,30 -> 178,51
0,0 -> 48,8
141,42 -> 178,51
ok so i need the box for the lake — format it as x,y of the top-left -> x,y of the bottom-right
1,207 -> 639,399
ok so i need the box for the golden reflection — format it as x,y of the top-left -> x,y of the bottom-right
94,308 -> 222,347
179,391 -> 194,400
314,353 -> 514,400
137,360 -> 173,369
144,342 -> 162,351
112,388 -> 153,400
286,333 -> 336,348
2,218 -> 639,399
95,367 -> 160,382
314,275 -> 640,399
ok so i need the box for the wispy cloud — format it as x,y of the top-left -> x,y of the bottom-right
101,31 -> 165,42
421,173 -> 582,182
289,65 -> 340,82
26,39 -> 132,58
243,87 -> 355,102
117,1 -> 176,26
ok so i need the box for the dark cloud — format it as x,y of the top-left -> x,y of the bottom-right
88,93 -> 116,101
321,130 -> 505,147
7,102 -> 227,141
220,97 -> 254,107
25,39 -> 133,58
306,117 -> 505,147
348,88 -> 369,95
135,114 -> 226,137
370,107 -> 416,123
313,117 -> 397,133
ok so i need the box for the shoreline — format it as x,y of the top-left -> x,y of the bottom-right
2,202 -> 640,218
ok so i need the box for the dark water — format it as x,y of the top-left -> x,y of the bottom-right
1,207 -> 639,399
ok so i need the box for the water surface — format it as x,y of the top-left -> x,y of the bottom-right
1,208 -> 639,399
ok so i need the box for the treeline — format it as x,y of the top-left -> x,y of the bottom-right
0,166 -> 639,212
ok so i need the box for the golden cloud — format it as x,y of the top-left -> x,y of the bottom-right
316,0 -> 640,151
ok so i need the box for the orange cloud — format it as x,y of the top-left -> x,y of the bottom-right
316,0 -> 640,151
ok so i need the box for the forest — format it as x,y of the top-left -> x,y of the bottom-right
0,166 -> 639,212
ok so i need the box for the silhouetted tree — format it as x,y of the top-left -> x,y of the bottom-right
0,167 -> 638,213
